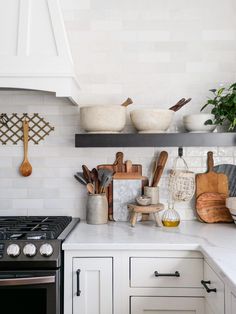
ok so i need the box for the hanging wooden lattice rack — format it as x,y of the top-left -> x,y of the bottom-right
0,113 -> 54,145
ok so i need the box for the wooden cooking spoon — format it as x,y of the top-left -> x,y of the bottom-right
151,151 -> 168,187
19,119 -> 32,177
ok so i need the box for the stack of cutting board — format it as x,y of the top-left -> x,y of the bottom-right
97,152 -> 148,221
196,151 -> 233,223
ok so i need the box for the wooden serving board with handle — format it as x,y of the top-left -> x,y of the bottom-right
97,152 -> 144,220
196,151 -> 228,197
196,151 -> 231,223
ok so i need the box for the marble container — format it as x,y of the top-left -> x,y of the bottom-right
144,186 -> 159,204
130,109 -> 174,133
80,105 -> 126,133
86,194 -> 108,225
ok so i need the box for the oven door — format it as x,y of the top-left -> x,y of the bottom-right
0,269 -> 60,314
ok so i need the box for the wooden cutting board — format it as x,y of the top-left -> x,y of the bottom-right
196,151 -> 228,198
97,152 -> 144,220
214,164 -> 236,197
196,192 -> 232,223
196,151 -> 231,223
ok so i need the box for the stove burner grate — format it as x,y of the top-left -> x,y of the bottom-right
0,216 -> 72,240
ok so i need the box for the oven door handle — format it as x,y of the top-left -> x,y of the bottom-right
0,275 -> 55,286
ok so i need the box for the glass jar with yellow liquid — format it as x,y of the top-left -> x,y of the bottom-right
162,202 -> 180,227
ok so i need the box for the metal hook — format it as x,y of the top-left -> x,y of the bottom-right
178,147 -> 183,158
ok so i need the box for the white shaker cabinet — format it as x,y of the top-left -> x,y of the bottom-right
72,258 -> 113,314
131,296 -> 205,314
226,288 -> 236,314
203,261 -> 224,314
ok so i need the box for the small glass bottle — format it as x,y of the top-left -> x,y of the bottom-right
162,201 -> 180,227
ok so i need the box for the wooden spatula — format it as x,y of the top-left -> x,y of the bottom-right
151,151 -> 168,187
19,119 -> 32,177
196,151 -> 228,198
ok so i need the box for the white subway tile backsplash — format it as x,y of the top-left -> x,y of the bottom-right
12,199 -> 44,210
218,147 -> 234,157
203,30 -> 236,41
0,0 -> 236,219
214,157 -> 234,165
0,189 -> 27,199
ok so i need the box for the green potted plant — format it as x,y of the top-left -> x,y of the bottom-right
201,83 -> 236,131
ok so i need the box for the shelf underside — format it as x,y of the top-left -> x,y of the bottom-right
75,133 -> 236,147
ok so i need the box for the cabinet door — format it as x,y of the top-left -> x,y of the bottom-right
73,258 -> 112,314
203,262 -> 224,314
227,290 -> 236,314
131,297 -> 205,314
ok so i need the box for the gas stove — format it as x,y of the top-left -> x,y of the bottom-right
0,216 -> 74,240
0,216 -> 79,269
0,216 -> 79,314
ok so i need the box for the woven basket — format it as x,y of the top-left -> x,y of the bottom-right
169,157 -> 195,202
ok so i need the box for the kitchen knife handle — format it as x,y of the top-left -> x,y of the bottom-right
76,269 -> 81,296
201,280 -> 217,293
154,271 -> 180,277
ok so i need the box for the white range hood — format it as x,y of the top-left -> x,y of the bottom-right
0,0 -> 80,105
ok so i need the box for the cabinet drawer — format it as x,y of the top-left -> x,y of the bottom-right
130,257 -> 203,288
203,261 -> 224,314
131,296 -> 205,314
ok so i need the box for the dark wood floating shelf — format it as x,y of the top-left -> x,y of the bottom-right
75,133 -> 236,147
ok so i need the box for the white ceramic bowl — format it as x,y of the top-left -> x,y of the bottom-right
136,195 -> 152,206
80,105 -> 126,133
130,109 -> 174,133
226,197 -> 236,224
183,114 -> 216,133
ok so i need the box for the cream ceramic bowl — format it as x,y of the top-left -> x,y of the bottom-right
130,109 -> 174,133
80,105 -> 126,133
226,197 -> 236,224
183,114 -> 216,133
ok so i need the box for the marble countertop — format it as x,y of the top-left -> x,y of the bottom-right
63,220 -> 236,290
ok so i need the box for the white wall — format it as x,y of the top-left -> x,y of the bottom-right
0,0 -> 236,219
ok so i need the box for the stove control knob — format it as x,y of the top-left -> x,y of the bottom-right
7,244 -> 20,257
23,243 -> 37,257
40,243 -> 53,257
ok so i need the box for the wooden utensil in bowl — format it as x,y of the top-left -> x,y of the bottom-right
19,119 -> 32,177
121,97 -> 133,107
169,98 -> 192,112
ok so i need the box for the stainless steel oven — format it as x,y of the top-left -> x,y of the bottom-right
0,216 -> 79,314
0,269 -> 60,314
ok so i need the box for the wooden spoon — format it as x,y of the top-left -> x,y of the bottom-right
87,183 -> 95,194
169,98 -> 192,112
82,165 -> 92,183
152,151 -> 168,187
91,168 -> 99,193
19,119 -> 32,177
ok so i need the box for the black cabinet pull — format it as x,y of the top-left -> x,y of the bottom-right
201,280 -> 217,293
76,269 -> 81,296
154,271 -> 180,277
